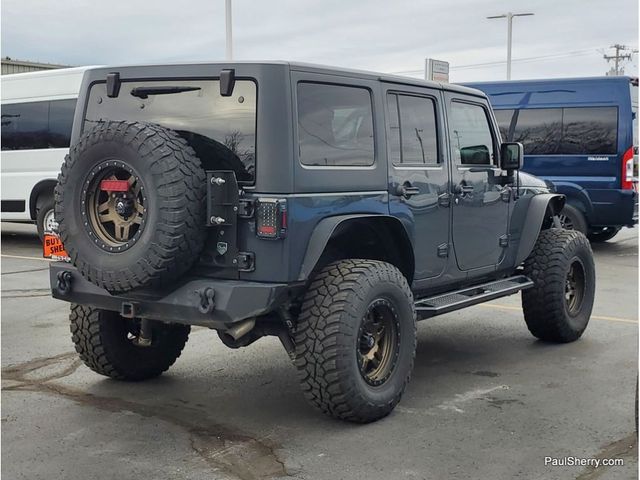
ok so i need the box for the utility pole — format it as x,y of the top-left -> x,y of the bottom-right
603,44 -> 637,76
225,0 -> 233,61
487,12 -> 534,80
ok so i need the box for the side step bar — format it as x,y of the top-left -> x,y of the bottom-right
415,275 -> 533,320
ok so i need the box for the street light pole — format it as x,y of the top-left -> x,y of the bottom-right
487,12 -> 534,80
225,0 -> 233,61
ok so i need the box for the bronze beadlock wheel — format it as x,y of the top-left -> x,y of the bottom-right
565,259 -> 586,316
83,161 -> 147,252
357,298 -> 400,386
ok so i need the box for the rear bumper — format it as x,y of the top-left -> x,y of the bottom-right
50,263 -> 291,329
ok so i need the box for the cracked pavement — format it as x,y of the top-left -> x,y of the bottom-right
1,222 -> 638,480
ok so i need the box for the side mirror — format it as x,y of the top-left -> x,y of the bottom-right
500,142 -> 524,171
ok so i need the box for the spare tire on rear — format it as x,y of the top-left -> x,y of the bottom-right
55,121 -> 207,293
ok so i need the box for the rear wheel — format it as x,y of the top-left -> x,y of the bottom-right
70,304 -> 190,380
294,259 -> 416,423
587,226 -> 621,243
35,194 -> 56,240
557,204 -> 588,235
522,228 -> 595,343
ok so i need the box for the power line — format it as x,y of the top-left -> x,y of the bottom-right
390,48 -> 600,75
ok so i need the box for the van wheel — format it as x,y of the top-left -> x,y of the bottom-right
294,260 -> 416,423
587,226 -> 621,243
36,194 -> 56,240
70,304 -> 190,380
522,228 -> 595,343
557,204 -> 588,235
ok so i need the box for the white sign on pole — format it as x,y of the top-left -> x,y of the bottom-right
425,58 -> 450,83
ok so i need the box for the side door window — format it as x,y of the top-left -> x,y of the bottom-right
387,90 -> 449,281
449,102 -> 496,166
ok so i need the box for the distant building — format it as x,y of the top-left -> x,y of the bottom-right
1,57 -> 71,75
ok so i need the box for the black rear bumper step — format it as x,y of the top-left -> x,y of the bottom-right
415,275 -> 533,319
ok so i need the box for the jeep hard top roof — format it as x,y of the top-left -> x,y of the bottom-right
79,60 -> 484,98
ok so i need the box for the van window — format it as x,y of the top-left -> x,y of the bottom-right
1,99 -> 75,151
85,80 -> 257,183
495,106 -> 618,155
387,93 -> 439,165
449,102 -> 494,165
512,108 -> 563,155
297,83 -> 374,167
492,109 -> 515,141
561,107 -> 617,154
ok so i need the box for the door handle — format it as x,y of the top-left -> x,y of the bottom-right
395,182 -> 420,199
454,183 -> 474,195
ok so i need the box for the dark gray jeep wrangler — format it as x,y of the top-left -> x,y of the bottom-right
50,62 -> 595,423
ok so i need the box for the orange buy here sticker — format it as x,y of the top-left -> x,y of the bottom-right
43,233 -> 69,260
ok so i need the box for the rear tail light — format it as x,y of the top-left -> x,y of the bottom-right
256,198 -> 287,239
622,147 -> 636,190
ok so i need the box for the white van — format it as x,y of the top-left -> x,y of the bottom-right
1,67 -> 94,238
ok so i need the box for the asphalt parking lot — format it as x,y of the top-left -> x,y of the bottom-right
1,222 -> 638,480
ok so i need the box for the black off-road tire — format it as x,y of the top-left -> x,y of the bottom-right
70,304 -> 190,380
294,259 -> 417,423
55,121 -> 207,293
558,204 -> 588,235
35,193 -> 55,240
522,228 -> 595,343
587,226 -> 621,243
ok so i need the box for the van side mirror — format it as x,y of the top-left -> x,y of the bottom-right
500,142 -> 524,171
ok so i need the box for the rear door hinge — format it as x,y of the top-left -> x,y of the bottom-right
499,234 -> 510,247
235,252 -> 255,272
437,243 -> 449,258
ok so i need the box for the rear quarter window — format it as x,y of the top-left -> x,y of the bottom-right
297,82 -> 374,167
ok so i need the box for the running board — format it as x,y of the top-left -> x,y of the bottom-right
415,275 -> 533,319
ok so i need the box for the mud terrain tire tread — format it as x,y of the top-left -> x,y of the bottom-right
55,121 -> 207,292
70,304 -> 190,380
294,259 -> 416,423
522,228 -> 595,343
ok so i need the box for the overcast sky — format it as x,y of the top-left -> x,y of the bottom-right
1,0 -> 638,82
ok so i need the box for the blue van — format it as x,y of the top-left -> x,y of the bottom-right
465,76 -> 638,242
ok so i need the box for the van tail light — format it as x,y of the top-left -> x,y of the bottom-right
621,147 -> 636,190
256,198 -> 287,239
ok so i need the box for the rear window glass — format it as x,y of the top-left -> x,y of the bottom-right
297,82 -> 374,167
84,80 -> 256,183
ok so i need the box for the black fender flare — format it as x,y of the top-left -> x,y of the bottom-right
297,214 -> 414,282
515,193 -> 565,265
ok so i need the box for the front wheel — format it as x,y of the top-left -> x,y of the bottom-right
587,226 -> 621,243
70,305 -> 190,380
294,259 -> 417,423
522,228 -> 595,343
